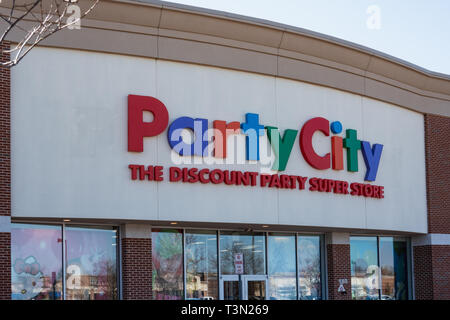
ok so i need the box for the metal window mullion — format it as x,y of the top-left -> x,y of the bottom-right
217,230 -> 222,300
183,229 -> 186,300
116,226 -> 122,301
265,232 -> 269,301
319,234 -> 324,300
62,223 -> 67,301
295,233 -> 299,300
406,237 -> 414,300
322,234 -> 327,300
377,236 -> 381,300
265,232 -> 268,276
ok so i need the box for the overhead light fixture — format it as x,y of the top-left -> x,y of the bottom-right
262,225 -> 269,228
170,222 -> 178,225
63,219 -> 71,222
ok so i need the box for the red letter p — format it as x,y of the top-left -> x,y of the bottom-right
128,95 -> 169,152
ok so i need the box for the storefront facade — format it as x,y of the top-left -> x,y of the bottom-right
0,0 -> 449,300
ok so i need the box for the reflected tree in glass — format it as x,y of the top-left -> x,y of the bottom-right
65,226 -> 118,300
185,231 -> 218,300
220,232 -> 265,275
11,224 -> 63,300
152,229 -> 184,300
350,236 -> 380,300
297,236 -> 321,300
268,234 -> 296,300
379,237 -> 395,300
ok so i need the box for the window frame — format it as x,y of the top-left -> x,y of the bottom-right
153,227 -> 325,300
349,235 -> 412,300
10,220 -> 120,300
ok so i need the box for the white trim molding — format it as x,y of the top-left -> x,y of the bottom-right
121,223 -> 152,239
326,232 -> 350,245
0,216 -> 11,233
412,234 -> 450,246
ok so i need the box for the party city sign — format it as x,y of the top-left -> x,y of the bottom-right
127,95 -> 385,199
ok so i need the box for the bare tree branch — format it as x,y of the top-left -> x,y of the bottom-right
0,0 -> 41,43
0,0 -> 100,67
10,0 -> 16,23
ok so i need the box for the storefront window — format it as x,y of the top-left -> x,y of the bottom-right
220,232 -> 265,275
65,226 -> 118,300
11,223 -> 118,300
185,230 -> 218,300
267,233 -> 296,300
350,236 -> 380,300
379,237 -> 409,300
11,224 -> 63,300
297,235 -> 322,300
351,236 -> 410,300
152,229 -> 184,300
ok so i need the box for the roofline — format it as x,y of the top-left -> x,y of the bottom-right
2,0 -> 449,116
130,0 -> 450,80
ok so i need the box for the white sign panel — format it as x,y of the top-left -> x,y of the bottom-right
11,47 -> 427,234
234,253 -> 244,275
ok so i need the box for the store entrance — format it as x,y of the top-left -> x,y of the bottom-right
219,275 -> 268,300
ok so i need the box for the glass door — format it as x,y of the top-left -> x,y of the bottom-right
219,275 -> 268,300
242,275 -> 268,300
220,275 -> 240,300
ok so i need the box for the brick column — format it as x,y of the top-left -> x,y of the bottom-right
413,114 -> 450,300
326,233 -> 351,300
0,41 -> 11,300
121,224 -> 152,300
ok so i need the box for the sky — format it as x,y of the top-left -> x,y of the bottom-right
165,0 -> 450,75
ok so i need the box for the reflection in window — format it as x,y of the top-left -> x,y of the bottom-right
247,280 -> 266,300
223,280 -> 239,300
185,230 -> 218,300
152,229 -> 184,300
297,236 -> 322,300
379,237 -> 408,300
11,224 -> 63,300
351,236 -> 410,300
268,233 -> 296,300
65,226 -> 118,300
220,232 -> 265,275
350,236 -> 380,300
